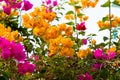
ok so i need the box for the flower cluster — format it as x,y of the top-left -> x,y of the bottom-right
78,72 -> 93,80
22,6 -> 56,36
22,5 -> 75,58
0,36 -> 35,75
97,14 -> 120,29
0,37 -> 26,61
43,23 -> 73,42
2,0 -> 119,79
49,35 -> 75,57
42,0 -> 58,12
17,61 -> 35,75
77,48 -> 91,58
0,24 -> 23,42
69,0 -> 98,8
0,0 -> 33,15
94,47 -> 116,60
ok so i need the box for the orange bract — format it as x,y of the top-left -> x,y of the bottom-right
0,24 -> 23,42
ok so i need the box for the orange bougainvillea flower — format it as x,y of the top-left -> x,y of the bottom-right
0,24 -> 23,42
97,21 -> 105,29
42,26 -> 59,41
91,39 -> 96,45
22,6 -> 56,37
97,15 -> 120,29
59,47 -> 74,57
77,48 -> 91,58
65,14 -> 75,20
48,35 -> 75,57
106,46 -> 116,54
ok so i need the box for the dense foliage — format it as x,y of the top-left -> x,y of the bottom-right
0,0 -> 120,80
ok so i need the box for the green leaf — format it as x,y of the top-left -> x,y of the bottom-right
113,42 -> 118,46
103,36 -> 109,41
87,33 -> 97,36
77,13 -> 84,17
66,21 -> 74,25
68,2 -> 76,6
78,60 -> 84,65
101,0 -> 110,7
66,11 -> 74,15
99,27 -> 108,31
92,34 -> 97,36
75,6 -> 81,9
71,36 -> 76,41
35,47 -> 42,53
72,44 -> 78,49
102,16 -> 108,22
1,71 -> 10,80
59,12 -> 63,15
112,0 -> 120,6
99,43 -> 106,47
79,31 -> 85,36
0,76 -> 6,80
100,68 -> 109,79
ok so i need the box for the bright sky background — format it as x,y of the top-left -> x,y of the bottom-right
28,0 -> 120,44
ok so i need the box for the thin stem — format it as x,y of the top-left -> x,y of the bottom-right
74,8 -> 78,42
109,0 -> 112,48
18,9 -> 22,28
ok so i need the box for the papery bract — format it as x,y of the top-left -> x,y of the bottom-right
46,0 -> 51,5
82,38 -> 87,45
1,48 -> 12,60
30,54 -> 39,62
94,48 -> 103,59
76,22 -> 86,30
10,41 -> 26,62
53,0 -> 58,6
107,52 -> 116,60
0,0 -> 3,2
18,62 -> 35,75
78,72 -> 93,80
0,37 -> 10,49
3,6 -> 11,15
93,63 -> 102,69
22,0 -> 33,11
12,2 -> 22,9
103,52 -> 116,60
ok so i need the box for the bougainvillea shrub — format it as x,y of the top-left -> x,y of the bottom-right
0,0 -> 120,80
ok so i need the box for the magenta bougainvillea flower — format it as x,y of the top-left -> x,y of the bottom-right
0,0 -> 3,2
107,52 -> 116,60
93,63 -> 102,70
94,48 -> 103,59
12,2 -> 22,9
0,37 -> 12,59
1,48 -> 12,60
1,0 -> 33,15
103,51 -> 116,60
76,22 -> 86,30
82,38 -> 87,45
78,72 -> 93,80
0,37 -> 35,74
53,0 -> 58,6
2,6 -> 11,15
30,54 -> 40,62
10,41 -> 26,61
0,37 -> 26,61
42,0 -> 58,12
46,0 -> 51,5
17,62 -> 36,75
22,0 -> 33,11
